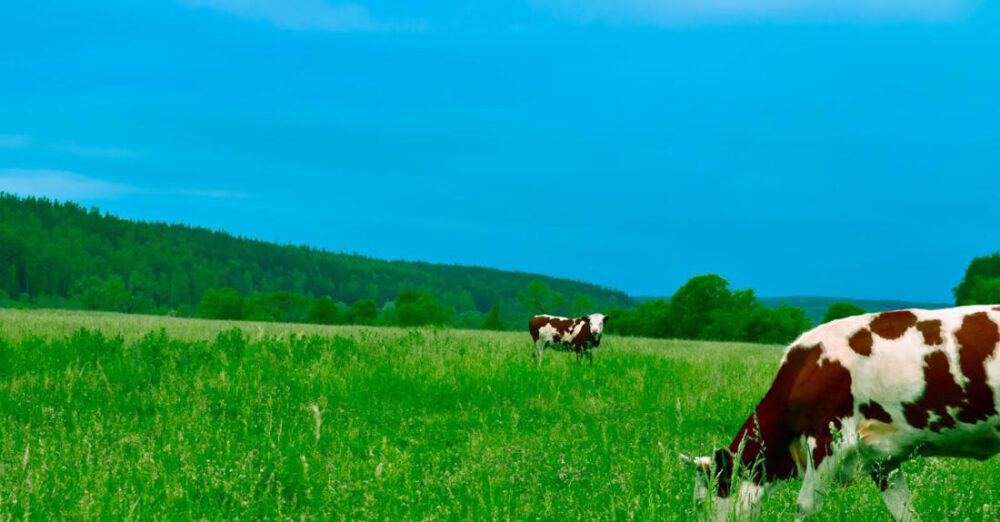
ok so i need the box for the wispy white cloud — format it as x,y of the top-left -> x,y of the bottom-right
0,134 -> 144,158
0,134 -> 33,149
0,169 -> 248,201
538,0 -> 975,24
63,143 -> 143,159
0,169 -> 134,200
180,0 -> 379,31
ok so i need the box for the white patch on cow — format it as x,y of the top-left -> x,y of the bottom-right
537,323 -> 559,344
709,481 -> 766,522
735,482 -> 766,518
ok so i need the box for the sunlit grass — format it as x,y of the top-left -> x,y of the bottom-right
0,309 -> 995,519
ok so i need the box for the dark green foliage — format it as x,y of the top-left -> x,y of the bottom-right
605,299 -> 672,338
822,302 -> 866,324
71,275 -> 132,312
516,279 -> 565,315
669,275 -> 736,339
965,278 -> 1000,305
570,293 -> 596,316
742,306 -> 813,345
0,194 -> 632,323
609,275 -> 813,345
242,291 -> 311,323
482,304 -> 505,331
308,296 -> 340,325
197,287 -> 244,320
393,290 -> 451,326
955,253 -> 1000,305
758,296 -> 947,323
348,299 -> 379,325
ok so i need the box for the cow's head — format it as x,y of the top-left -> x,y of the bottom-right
680,450 -> 763,521
585,313 -> 608,336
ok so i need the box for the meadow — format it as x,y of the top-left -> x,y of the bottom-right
0,309 -> 996,520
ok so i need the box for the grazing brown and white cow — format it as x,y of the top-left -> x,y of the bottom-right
529,313 -> 608,364
682,305 -> 1000,521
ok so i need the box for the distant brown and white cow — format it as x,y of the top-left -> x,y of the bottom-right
529,313 -> 608,364
682,305 -> 1000,521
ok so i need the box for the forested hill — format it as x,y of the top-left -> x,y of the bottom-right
757,296 -> 950,323
0,194 -> 633,324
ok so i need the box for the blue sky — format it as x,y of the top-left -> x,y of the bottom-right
1,0 -> 998,302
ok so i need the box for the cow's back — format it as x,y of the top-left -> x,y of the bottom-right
775,305 -> 1000,460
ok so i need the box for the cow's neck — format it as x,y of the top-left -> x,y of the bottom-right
726,405 -> 797,484
726,345 -> 826,484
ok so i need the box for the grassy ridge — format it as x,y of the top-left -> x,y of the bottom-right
0,310 -> 995,520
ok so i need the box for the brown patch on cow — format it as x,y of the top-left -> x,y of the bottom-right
571,321 -> 593,353
903,313 -> 1000,430
726,344 -> 853,484
528,316 -> 545,341
955,312 -> 999,424
849,329 -> 873,356
550,317 -> 574,334
992,306 -> 1000,312
860,401 -> 892,423
869,310 -> 918,340
916,320 -> 944,346
902,351 -> 963,431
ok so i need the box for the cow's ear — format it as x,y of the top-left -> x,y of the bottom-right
581,315 -> 590,322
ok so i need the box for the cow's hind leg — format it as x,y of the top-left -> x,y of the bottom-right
871,465 -> 918,522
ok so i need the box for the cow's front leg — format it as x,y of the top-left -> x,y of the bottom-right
872,466 -> 918,522
585,348 -> 594,365
533,341 -> 545,365
795,465 -> 828,521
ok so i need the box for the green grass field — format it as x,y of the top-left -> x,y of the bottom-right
0,309 -> 996,520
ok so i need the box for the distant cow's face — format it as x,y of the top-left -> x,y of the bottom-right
587,313 -> 608,335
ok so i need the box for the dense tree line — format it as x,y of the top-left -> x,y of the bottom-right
954,252 -> 1000,305
0,194 -> 879,343
195,287 -> 460,327
0,194 -> 632,326
604,275 -> 814,344
821,302 -> 866,323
